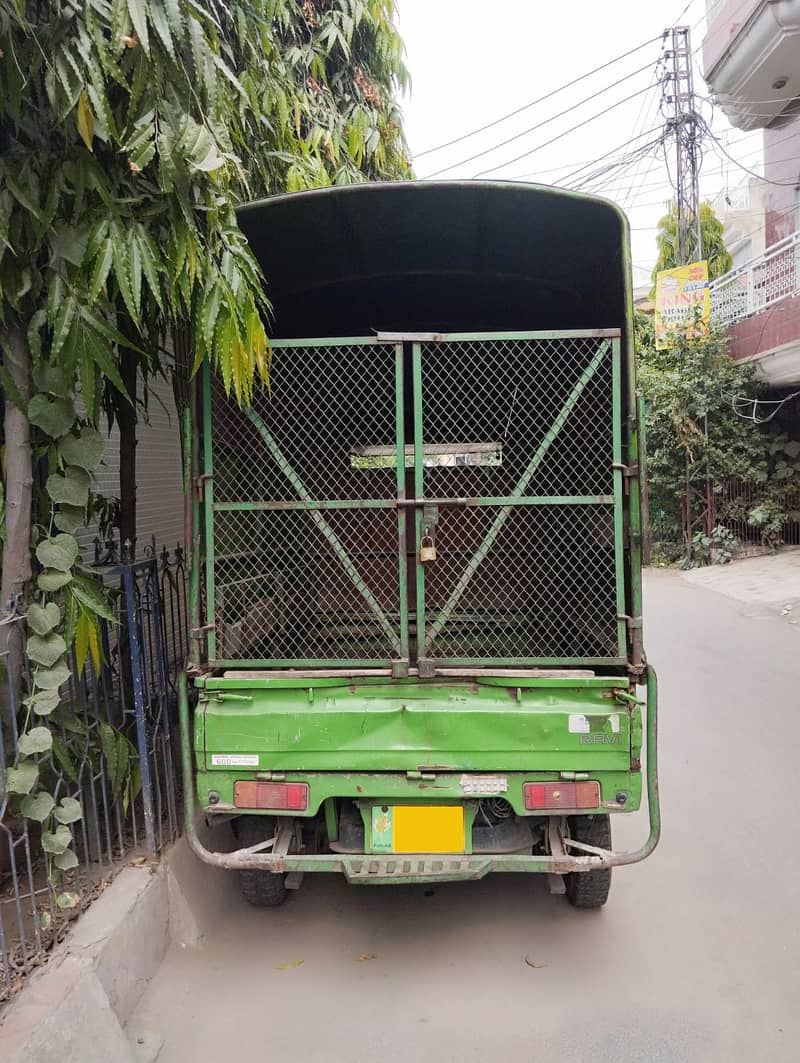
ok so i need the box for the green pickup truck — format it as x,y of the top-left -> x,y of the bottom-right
178,180 -> 659,908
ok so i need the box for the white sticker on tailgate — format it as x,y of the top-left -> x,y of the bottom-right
211,754 -> 259,767
568,713 -> 620,734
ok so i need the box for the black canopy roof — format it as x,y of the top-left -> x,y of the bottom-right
236,181 -> 632,338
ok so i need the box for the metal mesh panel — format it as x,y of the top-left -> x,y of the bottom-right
212,508 -> 402,661
211,343 -> 398,503
208,341 -> 403,664
420,337 -> 613,498
421,504 -> 619,661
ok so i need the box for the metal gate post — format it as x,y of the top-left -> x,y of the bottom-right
122,563 -> 157,854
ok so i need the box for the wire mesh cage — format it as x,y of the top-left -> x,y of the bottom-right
203,331 -> 627,668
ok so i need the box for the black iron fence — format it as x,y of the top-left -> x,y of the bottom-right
648,480 -> 800,562
0,544 -> 187,1004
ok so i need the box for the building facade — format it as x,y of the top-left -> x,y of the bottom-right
703,0 -> 800,390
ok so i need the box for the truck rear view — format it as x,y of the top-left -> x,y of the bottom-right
179,181 -> 659,907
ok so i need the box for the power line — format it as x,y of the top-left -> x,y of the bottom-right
701,120 -> 800,186
509,124 -> 663,183
412,34 -> 664,160
471,84 -> 654,179
423,63 -> 655,179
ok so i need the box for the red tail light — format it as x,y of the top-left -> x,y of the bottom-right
234,781 -> 308,811
523,781 -> 600,811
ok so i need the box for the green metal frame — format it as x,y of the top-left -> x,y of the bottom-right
200,329 -> 635,671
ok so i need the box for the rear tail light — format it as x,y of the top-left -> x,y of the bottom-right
234,781 -> 308,811
523,781 -> 600,811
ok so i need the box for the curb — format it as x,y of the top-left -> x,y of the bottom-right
1,828 -> 235,1062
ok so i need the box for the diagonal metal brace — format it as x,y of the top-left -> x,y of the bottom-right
245,407 -> 401,654
425,340 -> 612,649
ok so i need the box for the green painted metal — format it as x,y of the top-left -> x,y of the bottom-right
212,494 -> 615,511
611,337 -> 627,656
197,768 -> 641,821
198,674 -> 622,691
202,365 -> 217,660
421,339 -> 612,654
412,342 -> 426,656
178,666 -> 661,880
198,677 -> 634,773
243,402 -> 401,655
395,343 -> 410,666
323,797 -> 338,842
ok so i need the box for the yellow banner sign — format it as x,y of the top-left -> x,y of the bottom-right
654,260 -> 710,349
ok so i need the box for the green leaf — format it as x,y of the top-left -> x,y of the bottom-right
46,466 -> 90,508
0,365 -> 26,412
64,590 -> 79,647
35,363 -> 71,399
99,721 -> 130,797
38,569 -> 73,593
56,892 -> 81,910
54,797 -> 83,824
25,689 -> 62,717
77,90 -> 95,150
54,848 -> 80,871
127,0 -> 150,54
7,762 -> 39,794
36,533 -> 80,572
27,601 -> 61,636
27,632 -> 68,668
111,231 -> 140,326
42,825 -> 72,854
28,395 -> 76,438
71,575 -> 116,622
50,225 -> 90,268
55,505 -> 87,535
19,726 -> 54,755
75,609 -> 90,676
88,238 -> 113,301
149,0 -> 174,57
52,736 -> 78,782
34,660 -> 72,690
21,792 -> 56,822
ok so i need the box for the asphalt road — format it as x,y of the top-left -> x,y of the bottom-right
131,570 -> 800,1063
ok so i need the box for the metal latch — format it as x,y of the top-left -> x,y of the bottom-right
406,770 -> 436,781
612,462 -> 639,478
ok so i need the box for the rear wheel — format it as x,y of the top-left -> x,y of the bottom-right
564,814 -> 612,909
236,815 -> 289,908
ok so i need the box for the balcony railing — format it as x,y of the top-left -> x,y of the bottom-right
710,229 -> 800,327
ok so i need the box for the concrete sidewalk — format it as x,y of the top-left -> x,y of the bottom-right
681,546 -> 800,623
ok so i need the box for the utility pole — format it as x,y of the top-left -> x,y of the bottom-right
662,25 -> 703,264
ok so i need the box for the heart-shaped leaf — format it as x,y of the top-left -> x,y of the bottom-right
25,689 -> 61,716
56,891 -> 80,909
27,632 -> 67,668
27,601 -> 61,635
38,569 -> 73,592
36,533 -> 79,572
53,797 -> 82,824
54,505 -> 86,535
42,824 -> 72,854
28,394 -> 76,438
6,762 -> 38,794
35,363 -> 71,398
21,792 -> 56,822
46,466 -> 90,508
54,848 -> 79,871
18,726 -> 53,755
34,660 -> 72,690
59,427 -> 105,471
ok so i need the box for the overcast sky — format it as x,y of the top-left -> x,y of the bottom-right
394,0 -> 764,290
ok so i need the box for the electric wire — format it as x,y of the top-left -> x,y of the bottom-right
423,64 -> 655,180
412,34 -> 664,160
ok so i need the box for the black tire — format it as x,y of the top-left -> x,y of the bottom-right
236,815 -> 289,908
564,814 -> 612,909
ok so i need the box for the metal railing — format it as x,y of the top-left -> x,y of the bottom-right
710,229 -> 800,327
0,544 -> 188,1005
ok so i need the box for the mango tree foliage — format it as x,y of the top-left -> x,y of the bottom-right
0,0 -> 411,404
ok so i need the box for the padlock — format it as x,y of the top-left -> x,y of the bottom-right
419,534 -> 437,564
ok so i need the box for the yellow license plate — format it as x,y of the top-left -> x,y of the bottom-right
372,805 -> 465,854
